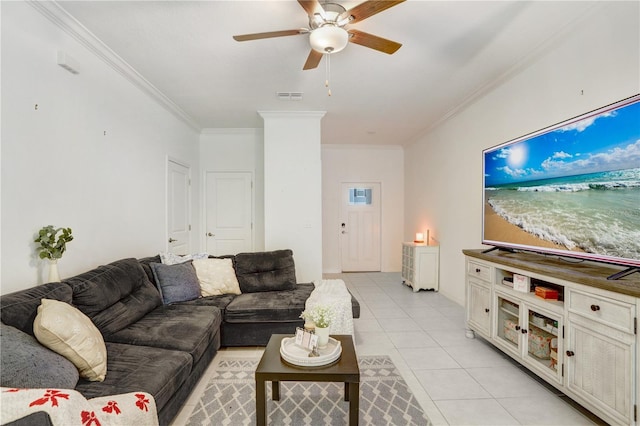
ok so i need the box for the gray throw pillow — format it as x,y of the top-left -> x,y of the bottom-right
151,261 -> 201,304
0,322 -> 79,389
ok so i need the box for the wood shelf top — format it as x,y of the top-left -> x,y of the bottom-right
463,249 -> 640,298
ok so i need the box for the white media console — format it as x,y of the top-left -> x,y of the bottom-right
464,249 -> 640,425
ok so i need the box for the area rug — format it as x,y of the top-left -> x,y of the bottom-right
186,355 -> 431,426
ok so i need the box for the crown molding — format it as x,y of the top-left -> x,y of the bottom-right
258,111 -> 327,120
28,0 -> 201,132
200,128 -> 262,135
321,144 -> 403,151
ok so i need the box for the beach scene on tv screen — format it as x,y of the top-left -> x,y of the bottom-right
484,98 -> 640,263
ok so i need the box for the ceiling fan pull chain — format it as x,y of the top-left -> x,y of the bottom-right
325,53 -> 332,96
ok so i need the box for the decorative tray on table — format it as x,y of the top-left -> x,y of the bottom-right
280,337 -> 342,367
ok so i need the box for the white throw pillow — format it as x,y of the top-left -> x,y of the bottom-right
33,299 -> 107,382
159,252 -> 209,265
192,258 -> 242,296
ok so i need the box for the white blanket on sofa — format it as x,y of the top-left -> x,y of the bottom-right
306,279 -> 354,336
0,388 -> 158,426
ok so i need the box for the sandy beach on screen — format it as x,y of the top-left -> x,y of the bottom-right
484,202 -> 581,252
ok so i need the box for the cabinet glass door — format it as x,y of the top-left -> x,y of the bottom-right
524,307 -> 561,382
495,295 -> 521,353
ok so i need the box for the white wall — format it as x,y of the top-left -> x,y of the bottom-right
322,145 -> 404,273
260,111 -> 325,283
199,128 -> 264,252
1,2 -> 200,294
404,2 -> 640,305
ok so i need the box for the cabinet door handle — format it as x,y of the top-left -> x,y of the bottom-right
484,308 -> 490,313
590,304 -> 600,311
168,238 -> 177,243
515,325 -> 521,331
475,268 -> 481,273
566,350 -> 575,357
521,328 -> 528,334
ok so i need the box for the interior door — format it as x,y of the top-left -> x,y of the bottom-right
167,160 -> 191,254
340,182 -> 381,272
205,172 -> 253,255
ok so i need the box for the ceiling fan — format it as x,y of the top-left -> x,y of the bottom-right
233,0 -> 405,70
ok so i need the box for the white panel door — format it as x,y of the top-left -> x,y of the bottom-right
167,160 -> 191,254
205,172 -> 253,255
340,182 -> 381,271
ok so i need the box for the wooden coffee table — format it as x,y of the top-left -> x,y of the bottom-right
255,334 -> 360,426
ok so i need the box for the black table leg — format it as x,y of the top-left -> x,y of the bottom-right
348,381 -> 359,426
256,378 -> 266,426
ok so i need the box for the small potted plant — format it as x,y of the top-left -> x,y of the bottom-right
300,305 -> 336,348
34,225 -> 73,282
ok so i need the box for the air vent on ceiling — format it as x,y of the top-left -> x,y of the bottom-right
276,92 -> 303,101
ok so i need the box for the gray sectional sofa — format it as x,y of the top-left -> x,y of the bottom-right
0,249 -> 360,425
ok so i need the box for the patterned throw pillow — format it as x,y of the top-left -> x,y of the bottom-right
150,262 -> 201,304
33,299 -> 107,382
159,252 -> 209,265
192,258 -> 242,296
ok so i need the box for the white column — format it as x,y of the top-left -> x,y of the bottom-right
259,111 -> 326,283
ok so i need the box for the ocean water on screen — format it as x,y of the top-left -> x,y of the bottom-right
487,168 -> 640,260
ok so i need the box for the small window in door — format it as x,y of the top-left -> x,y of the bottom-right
348,188 -> 372,205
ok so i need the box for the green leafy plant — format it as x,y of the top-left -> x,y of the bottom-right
300,305 -> 336,328
34,225 -> 73,260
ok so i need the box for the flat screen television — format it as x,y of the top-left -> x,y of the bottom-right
482,94 -> 640,272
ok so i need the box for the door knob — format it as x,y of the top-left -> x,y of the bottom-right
168,238 -> 177,243
207,232 -> 215,237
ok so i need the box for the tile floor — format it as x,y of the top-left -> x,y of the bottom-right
172,272 -> 604,425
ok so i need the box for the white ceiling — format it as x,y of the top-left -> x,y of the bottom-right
58,0 -> 599,145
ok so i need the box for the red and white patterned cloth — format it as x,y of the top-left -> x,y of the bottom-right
0,388 -> 158,426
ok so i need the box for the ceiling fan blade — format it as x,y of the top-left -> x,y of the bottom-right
348,29 -> 402,54
233,29 -> 306,42
303,50 -> 323,70
298,0 -> 323,16
341,0 -> 405,24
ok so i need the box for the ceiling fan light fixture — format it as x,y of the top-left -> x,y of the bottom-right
309,25 -> 349,54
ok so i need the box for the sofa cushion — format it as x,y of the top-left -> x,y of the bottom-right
192,258 -> 241,296
234,249 -> 297,293
0,323 -> 79,389
224,284 -> 314,323
33,299 -> 107,382
74,342 -> 192,414
174,293 -> 236,314
0,282 -> 72,336
150,262 -> 201,304
105,305 -> 221,365
138,255 -> 161,285
64,258 -> 162,336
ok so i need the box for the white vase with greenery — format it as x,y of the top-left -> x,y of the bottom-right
300,305 -> 336,349
34,225 -> 73,282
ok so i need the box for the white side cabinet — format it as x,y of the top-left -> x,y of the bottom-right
401,243 -> 439,292
464,249 -> 639,426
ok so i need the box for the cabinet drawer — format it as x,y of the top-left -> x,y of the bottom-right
467,261 -> 492,282
568,289 -> 635,333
